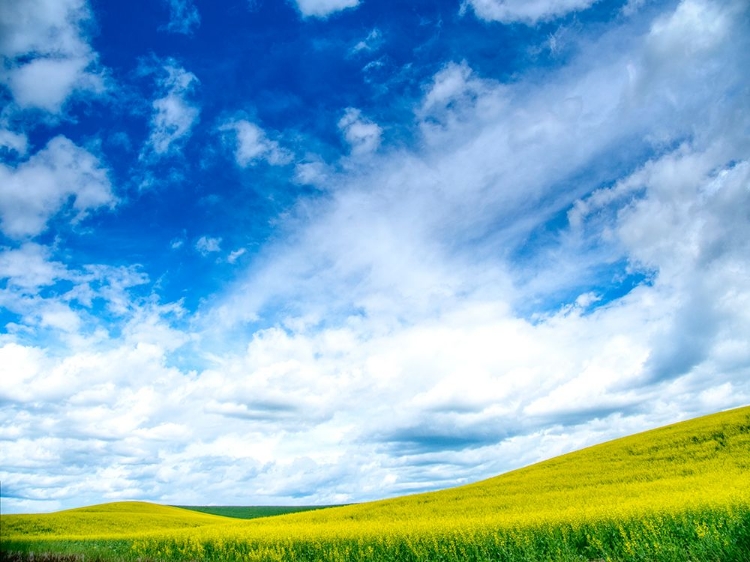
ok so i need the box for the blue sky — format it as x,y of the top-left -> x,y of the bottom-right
1,0 -> 749,512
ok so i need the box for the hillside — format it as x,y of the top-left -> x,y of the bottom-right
281,403 -> 750,529
1,501 -> 233,539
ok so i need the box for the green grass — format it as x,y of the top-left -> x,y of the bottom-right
174,505 -> 341,520
3,405 -> 750,561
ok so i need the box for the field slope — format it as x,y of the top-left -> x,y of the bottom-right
3,405 -> 750,560
0,502 -> 233,539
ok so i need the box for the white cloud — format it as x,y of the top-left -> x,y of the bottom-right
0,251 -> 166,451
461,0 -> 601,24
195,236 -> 222,255
419,62 -> 483,114
351,28 -> 382,55
0,136 -> 115,239
6,53 -> 103,113
143,63 -> 200,157
338,108 -> 382,156
293,0 -> 359,18
589,147 -> 750,383
621,0 -> 646,17
0,0 -> 89,57
227,248 -> 247,264
0,0 -> 105,113
0,129 -> 27,155
220,120 -> 293,167
0,243 -> 68,290
162,0 -> 201,34
0,242 -> 152,348
417,61 -> 505,142
293,158 -> 331,187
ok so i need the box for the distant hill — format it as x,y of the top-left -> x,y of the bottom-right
1,501 -> 229,539
175,505 -> 339,520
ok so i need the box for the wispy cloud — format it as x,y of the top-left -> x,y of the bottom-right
196,236 -> 222,255
161,0 -> 201,35
142,62 -> 200,158
292,0 -> 360,18
227,248 -> 247,264
350,28 -> 383,55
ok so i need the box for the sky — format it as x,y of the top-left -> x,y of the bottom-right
0,0 -> 749,513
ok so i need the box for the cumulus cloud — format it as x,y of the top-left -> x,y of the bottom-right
575,146 -> 750,385
143,63 -> 200,157
0,0 -> 105,113
162,0 -> 201,34
417,61 -> 504,142
461,0 -> 601,24
338,108 -> 382,156
292,0 -> 360,18
0,136 -> 115,239
0,243 -> 69,290
0,130 -> 28,155
220,120 -> 293,167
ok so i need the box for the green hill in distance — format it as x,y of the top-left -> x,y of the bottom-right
174,505 -> 340,520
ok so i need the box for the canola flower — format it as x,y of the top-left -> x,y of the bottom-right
3,405 -> 750,561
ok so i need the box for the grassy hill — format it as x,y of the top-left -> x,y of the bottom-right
3,405 -> 750,560
0,501 -> 231,539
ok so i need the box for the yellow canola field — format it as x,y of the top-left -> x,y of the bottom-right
2,501 -> 234,540
4,405 -> 750,547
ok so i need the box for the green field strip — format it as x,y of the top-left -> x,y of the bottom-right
173,505 -> 343,520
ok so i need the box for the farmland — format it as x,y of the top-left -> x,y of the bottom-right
2,405 -> 750,561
